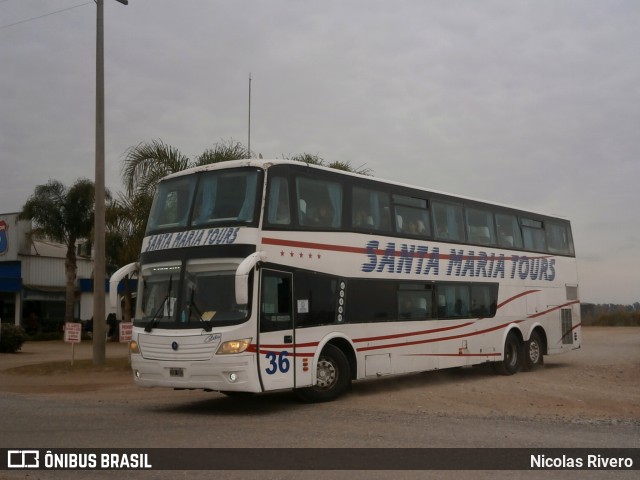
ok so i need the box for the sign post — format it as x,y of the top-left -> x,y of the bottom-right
64,322 -> 82,365
119,322 -> 133,364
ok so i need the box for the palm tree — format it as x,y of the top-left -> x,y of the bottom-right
19,179 -> 96,324
121,140 -> 191,199
286,153 -> 372,176
105,191 -> 152,323
122,139 -> 249,199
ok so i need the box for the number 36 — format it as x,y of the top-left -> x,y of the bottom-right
265,351 -> 290,374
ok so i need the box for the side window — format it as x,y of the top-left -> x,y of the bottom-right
296,177 -> 343,229
397,284 -> 433,320
393,195 -> 431,238
436,284 -> 470,318
466,208 -> 496,246
352,187 -> 391,232
546,222 -> 573,255
495,213 -> 523,249
347,280 -> 396,323
266,176 -> 291,226
260,271 -> 292,332
470,284 -> 498,317
521,218 -> 546,252
294,272 -> 339,328
192,170 -> 259,225
432,202 -> 465,242
148,178 -> 195,231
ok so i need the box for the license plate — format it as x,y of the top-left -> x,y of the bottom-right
169,368 -> 184,377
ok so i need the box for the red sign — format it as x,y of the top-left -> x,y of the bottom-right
119,322 -> 133,343
64,322 -> 82,344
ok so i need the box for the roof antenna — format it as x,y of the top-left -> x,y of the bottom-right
248,73 -> 252,158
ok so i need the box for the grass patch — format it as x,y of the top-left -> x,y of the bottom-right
4,357 -> 131,376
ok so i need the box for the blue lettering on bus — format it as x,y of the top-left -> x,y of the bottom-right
360,240 -> 555,282
144,227 -> 241,252
509,255 -> 556,281
447,249 -> 464,276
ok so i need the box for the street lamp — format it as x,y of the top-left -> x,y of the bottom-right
93,0 -> 128,365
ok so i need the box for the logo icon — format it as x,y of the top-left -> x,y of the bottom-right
7,450 -> 39,469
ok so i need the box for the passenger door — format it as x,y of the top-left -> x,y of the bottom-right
258,269 -> 295,391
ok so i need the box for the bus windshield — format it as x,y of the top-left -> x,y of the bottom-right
146,168 -> 262,233
136,261 -> 249,330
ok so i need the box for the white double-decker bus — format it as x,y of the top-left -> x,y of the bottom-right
111,159 -> 581,402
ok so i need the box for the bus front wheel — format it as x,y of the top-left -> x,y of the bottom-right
492,331 -> 522,376
295,344 -> 351,403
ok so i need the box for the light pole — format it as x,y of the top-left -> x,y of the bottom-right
93,0 -> 128,365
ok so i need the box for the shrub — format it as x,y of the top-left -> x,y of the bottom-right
0,323 -> 28,353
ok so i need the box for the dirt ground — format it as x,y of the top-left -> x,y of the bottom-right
0,327 -> 639,425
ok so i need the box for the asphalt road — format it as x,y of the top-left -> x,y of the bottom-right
0,328 -> 638,480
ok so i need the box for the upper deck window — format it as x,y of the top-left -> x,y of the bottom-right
393,195 -> 431,238
495,213 -> 523,249
432,202 -> 465,242
352,187 -> 391,232
146,168 -> 262,234
191,170 -> 260,227
296,177 -> 343,229
146,178 -> 196,232
546,222 -> 574,255
521,217 -> 546,252
466,208 -> 496,246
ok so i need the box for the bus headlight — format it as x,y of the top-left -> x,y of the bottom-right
216,338 -> 252,355
129,340 -> 140,354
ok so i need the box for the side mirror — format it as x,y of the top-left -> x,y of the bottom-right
235,252 -> 266,305
109,262 -> 139,308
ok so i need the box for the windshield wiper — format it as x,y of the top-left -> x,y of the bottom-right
188,289 -> 213,332
144,275 -> 172,333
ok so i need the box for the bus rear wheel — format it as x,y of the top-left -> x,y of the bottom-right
492,331 -> 522,376
522,331 -> 544,371
295,344 -> 351,403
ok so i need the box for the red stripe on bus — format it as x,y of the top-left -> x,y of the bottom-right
408,353 -> 501,357
262,237 -> 365,254
353,322 -> 474,343
262,237 -> 554,261
356,320 -> 524,352
497,289 -> 540,309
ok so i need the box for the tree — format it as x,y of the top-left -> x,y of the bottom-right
19,179 -> 96,324
122,139 -> 249,199
286,153 -> 372,176
105,191 -> 152,323
122,139 -> 191,199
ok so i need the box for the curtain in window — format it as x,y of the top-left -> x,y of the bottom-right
326,183 -> 342,228
238,172 -> 258,222
195,177 -> 217,224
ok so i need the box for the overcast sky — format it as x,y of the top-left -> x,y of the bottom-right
1,0 -> 638,304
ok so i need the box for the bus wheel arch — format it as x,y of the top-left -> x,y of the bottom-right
522,327 -> 546,371
295,339 -> 355,403
492,328 -> 523,376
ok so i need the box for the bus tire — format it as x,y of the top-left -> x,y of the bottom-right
295,344 -> 351,403
492,331 -> 522,376
522,330 -> 544,371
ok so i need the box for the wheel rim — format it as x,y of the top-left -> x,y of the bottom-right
316,358 -> 337,389
528,340 -> 540,364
